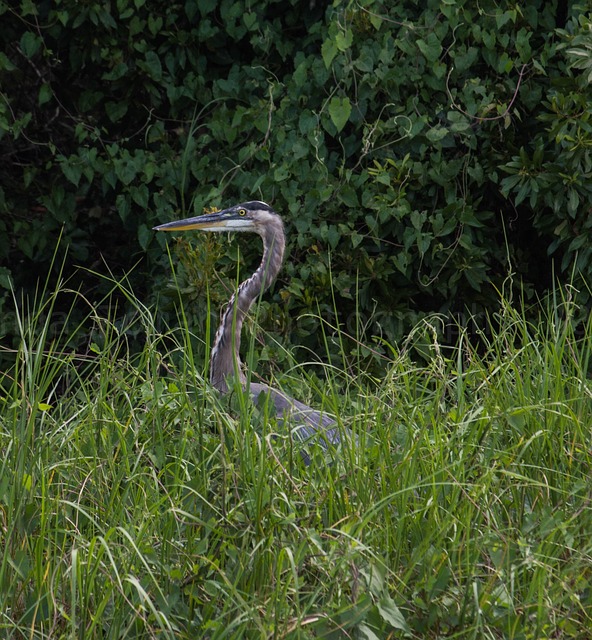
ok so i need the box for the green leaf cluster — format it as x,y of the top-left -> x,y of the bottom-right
0,0 -> 589,364
500,11 -> 592,279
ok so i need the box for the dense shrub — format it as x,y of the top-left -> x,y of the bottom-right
0,0 -> 589,367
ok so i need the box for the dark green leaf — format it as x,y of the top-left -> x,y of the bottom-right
20,31 -> 40,58
328,97 -> 351,132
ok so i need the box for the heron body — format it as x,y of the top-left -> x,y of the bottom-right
154,201 -> 346,458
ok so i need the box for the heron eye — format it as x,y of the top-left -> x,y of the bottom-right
238,209 -> 247,216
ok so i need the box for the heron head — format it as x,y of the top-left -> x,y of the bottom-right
153,201 -> 282,236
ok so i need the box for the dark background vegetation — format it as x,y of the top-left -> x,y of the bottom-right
1,0 -> 590,369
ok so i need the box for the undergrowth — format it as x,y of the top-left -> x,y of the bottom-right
0,274 -> 591,639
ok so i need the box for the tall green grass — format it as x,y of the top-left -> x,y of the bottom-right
1,274 -> 591,639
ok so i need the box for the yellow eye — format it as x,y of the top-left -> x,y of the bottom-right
238,209 -> 246,216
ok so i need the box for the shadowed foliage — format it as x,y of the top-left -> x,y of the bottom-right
1,1 -> 591,373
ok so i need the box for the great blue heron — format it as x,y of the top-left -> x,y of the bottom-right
154,201 -> 347,461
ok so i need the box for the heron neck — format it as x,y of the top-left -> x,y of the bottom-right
209,227 -> 284,392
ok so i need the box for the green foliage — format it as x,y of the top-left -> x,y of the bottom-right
0,0 -> 590,368
3,1 -> 592,635
500,11 -> 592,287
1,275 -> 591,638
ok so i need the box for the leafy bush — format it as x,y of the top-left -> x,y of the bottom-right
0,0 -> 589,368
500,12 -> 592,293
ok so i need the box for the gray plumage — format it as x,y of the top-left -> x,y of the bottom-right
154,201 -> 347,459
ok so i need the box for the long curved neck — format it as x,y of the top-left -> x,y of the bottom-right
210,223 -> 284,392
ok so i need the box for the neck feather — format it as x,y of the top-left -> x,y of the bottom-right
209,224 -> 284,392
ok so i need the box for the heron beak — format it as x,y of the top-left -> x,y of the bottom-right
153,210 -> 229,233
